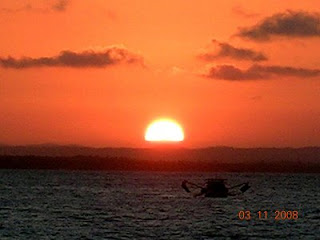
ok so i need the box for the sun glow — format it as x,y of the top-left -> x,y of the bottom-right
145,119 -> 184,142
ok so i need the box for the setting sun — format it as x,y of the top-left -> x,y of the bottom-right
145,119 -> 184,142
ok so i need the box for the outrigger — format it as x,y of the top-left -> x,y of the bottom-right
181,179 -> 250,198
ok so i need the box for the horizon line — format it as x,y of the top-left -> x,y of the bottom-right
1,143 -> 320,149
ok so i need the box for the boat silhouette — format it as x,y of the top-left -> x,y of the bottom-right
182,179 -> 250,198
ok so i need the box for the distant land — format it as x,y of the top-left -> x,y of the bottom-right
0,144 -> 319,172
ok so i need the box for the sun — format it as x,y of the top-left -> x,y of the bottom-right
145,119 -> 184,142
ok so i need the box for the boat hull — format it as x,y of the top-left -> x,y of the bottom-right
205,192 -> 228,198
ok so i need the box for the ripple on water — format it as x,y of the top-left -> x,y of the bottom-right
0,170 -> 319,239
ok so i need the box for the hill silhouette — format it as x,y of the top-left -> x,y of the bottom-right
0,145 -> 319,172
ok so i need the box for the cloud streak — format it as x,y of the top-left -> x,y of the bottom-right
237,10 -> 320,41
0,47 -> 144,69
0,0 -> 70,13
0,4 -> 32,13
205,64 -> 320,80
232,6 -> 260,19
199,40 -> 267,62
52,0 -> 70,12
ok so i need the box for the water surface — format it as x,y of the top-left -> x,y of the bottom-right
0,170 -> 319,239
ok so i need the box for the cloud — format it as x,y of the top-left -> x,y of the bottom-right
236,10 -> 320,41
0,1 -> 70,13
206,65 -> 266,80
205,64 -> 320,80
51,0 -> 70,12
254,65 -> 320,78
232,6 -> 260,19
170,66 -> 185,75
250,96 -> 262,101
0,4 -> 32,13
199,40 -> 267,62
0,47 -> 144,69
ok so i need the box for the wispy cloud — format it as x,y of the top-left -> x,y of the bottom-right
250,96 -> 262,101
51,0 -> 70,12
199,40 -> 267,62
0,0 -> 70,13
0,47 -> 144,69
205,64 -> 320,80
232,5 -> 260,19
0,4 -> 32,13
236,10 -> 320,41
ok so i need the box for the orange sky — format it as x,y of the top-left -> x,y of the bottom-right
1,0 -> 320,147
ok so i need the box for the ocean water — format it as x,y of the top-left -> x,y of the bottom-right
0,170 -> 319,239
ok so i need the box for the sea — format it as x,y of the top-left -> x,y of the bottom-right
0,170 -> 319,239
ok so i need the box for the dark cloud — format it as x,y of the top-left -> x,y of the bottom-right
206,65 -> 267,80
237,10 -> 320,41
253,65 -> 320,78
205,64 -> 320,80
0,47 -> 144,69
199,40 -> 267,61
